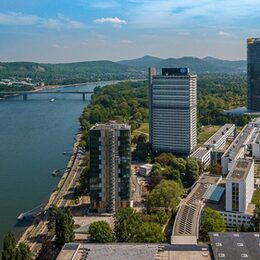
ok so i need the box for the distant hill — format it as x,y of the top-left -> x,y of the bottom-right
118,56 -> 246,74
118,55 -> 163,69
0,60 -> 140,85
0,56 -> 246,86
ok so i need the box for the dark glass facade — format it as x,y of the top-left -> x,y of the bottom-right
89,125 -> 131,212
247,38 -> 260,111
231,183 -> 239,212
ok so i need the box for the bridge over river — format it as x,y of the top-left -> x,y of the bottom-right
0,90 -> 94,100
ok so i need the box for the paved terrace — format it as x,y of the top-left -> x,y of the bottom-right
171,174 -> 221,245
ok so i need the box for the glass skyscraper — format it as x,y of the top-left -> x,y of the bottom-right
247,38 -> 260,111
89,123 -> 131,213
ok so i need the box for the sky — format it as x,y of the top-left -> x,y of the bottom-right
0,0 -> 260,63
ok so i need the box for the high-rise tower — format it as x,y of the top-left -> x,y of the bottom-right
149,68 -> 197,154
247,38 -> 260,111
89,123 -> 131,213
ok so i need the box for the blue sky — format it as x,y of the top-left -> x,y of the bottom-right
0,0 -> 260,62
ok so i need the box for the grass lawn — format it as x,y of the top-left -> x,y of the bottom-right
132,122 -> 149,138
252,190 -> 260,206
197,125 -> 221,146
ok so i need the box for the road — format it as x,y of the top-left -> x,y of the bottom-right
19,135 -> 84,256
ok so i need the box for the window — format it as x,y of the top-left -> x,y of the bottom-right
232,183 -> 239,211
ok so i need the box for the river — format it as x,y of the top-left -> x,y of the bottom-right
0,82 -> 112,246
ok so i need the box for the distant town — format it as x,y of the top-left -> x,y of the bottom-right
1,38 -> 260,260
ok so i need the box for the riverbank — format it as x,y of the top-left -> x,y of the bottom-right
17,131 -> 82,247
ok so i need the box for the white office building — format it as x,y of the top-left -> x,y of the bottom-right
225,159 -> 254,213
221,125 -> 255,175
149,68 -> 197,155
203,124 -> 235,151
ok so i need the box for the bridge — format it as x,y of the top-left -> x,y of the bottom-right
0,90 -> 94,101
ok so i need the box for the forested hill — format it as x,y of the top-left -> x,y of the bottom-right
118,55 -> 246,74
0,60 -> 142,85
0,56 -> 246,85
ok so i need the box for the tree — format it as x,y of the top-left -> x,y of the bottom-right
151,209 -> 169,226
1,232 -> 16,260
146,180 -> 183,213
114,208 -> 141,242
135,222 -> 165,243
200,208 -> 226,241
15,243 -> 32,260
210,164 -> 222,175
48,207 -> 75,248
181,159 -> 200,187
155,153 -> 175,166
1,233 -> 32,260
89,221 -> 113,243
252,205 -> 260,231
133,134 -> 150,161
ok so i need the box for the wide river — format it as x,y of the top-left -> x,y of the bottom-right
0,82 -> 113,246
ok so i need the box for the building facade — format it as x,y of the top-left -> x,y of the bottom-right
225,159 -> 254,213
247,38 -> 260,111
89,123 -> 131,213
149,68 -> 197,154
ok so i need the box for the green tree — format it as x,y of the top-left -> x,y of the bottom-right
48,207 -> 75,248
181,159 -> 200,187
133,134 -> 150,161
114,208 -> 141,242
155,153 -> 175,166
146,180 -> 183,213
15,243 -> 32,260
1,232 -> 16,260
89,221 -> 113,243
252,205 -> 260,231
200,208 -> 226,241
151,209 -> 169,226
210,164 -> 223,175
135,222 -> 165,243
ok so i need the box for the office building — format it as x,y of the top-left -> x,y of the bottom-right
149,67 -> 197,154
247,38 -> 260,111
89,123 -> 131,213
191,124 -> 235,167
209,232 -> 260,260
225,159 -> 254,213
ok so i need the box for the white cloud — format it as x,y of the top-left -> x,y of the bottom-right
0,12 -> 86,30
94,17 -> 127,25
42,14 -> 86,30
0,12 -> 39,25
127,0 -> 260,30
218,31 -> 231,36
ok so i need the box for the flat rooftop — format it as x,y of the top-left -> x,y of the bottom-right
227,159 -> 253,181
172,175 -> 221,242
204,124 -> 234,146
191,147 -> 211,159
57,243 -> 211,260
57,243 -> 160,260
209,232 -> 260,260
90,123 -> 131,131
223,125 -> 254,160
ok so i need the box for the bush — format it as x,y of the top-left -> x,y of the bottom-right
89,221 -> 113,243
